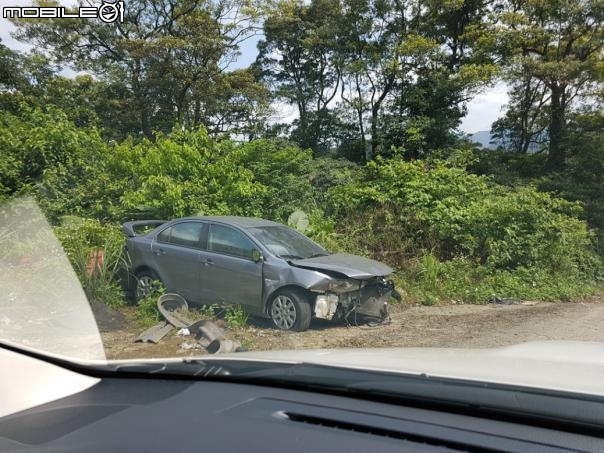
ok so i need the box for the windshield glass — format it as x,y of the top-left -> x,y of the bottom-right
249,226 -> 327,259
0,0 -> 603,395
0,198 -> 105,360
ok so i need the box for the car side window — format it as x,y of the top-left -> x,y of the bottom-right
208,224 -> 256,259
159,222 -> 203,249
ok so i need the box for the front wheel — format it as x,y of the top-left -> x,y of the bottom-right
270,289 -> 312,332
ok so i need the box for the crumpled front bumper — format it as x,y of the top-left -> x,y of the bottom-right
314,278 -> 400,321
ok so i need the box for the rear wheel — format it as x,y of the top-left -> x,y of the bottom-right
270,289 -> 311,332
135,270 -> 161,301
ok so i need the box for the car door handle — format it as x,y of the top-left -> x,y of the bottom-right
153,248 -> 165,256
203,258 -> 214,266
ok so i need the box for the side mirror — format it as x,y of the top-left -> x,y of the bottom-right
251,249 -> 264,263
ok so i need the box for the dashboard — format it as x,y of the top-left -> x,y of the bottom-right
1,348 -> 603,452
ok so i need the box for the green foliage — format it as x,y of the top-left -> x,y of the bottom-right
50,126 -> 268,221
235,139 -> 317,221
330,157 -> 602,302
330,158 -> 492,259
0,104 -> 106,204
53,217 -> 126,308
11,0 -> 263,139
196,303 -> 248,329
494,0 -> 604,170
198,304 -> 220,319
111,128 -> 266,219
135,282 -> 165,328
224,305 -> 249,329
399,255 -> 600,305
538,110 -> 604,256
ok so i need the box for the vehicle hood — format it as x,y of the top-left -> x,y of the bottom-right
228,341 -> 604,396
290,253 -> 393,279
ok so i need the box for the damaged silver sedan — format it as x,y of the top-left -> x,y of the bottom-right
123,216 -> 400,331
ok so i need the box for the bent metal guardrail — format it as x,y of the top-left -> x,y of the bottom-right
135,293 -> 242,354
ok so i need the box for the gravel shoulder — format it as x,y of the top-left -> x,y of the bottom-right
99,294 -> 604,360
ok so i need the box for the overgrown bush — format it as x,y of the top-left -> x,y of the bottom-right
0,104 -> 107,219
329,157 -> 602,303
235,139 -> 317,222
399,254 -> 600,305
53,216 -> 126,307
9,111 -> 599,306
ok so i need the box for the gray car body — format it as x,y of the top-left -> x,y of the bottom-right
123,216 -> 394,318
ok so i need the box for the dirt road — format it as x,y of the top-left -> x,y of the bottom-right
99,295 -> 604,360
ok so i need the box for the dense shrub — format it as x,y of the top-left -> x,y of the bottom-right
0,104 -> 106,212
42,129 -> 322,223
328,157 -> 602,303
4,106 -> 599,306
95,127 -> 268,220
234,139 -> 317,221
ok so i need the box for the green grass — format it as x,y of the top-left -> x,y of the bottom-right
224,305 -> 249,329
196,303 -> 249,329
394,254 -> 603,305
134,282 -> 165,327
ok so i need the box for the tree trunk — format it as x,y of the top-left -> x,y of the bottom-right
369,105 -> 379,161
546,85 -> 566,171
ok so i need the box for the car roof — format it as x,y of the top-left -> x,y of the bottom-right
179,216 -> 283,229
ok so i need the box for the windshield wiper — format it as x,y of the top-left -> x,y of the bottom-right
308,253 -> 329,258
278,254 -> 303,260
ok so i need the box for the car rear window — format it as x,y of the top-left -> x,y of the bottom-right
158,222 -> 204,249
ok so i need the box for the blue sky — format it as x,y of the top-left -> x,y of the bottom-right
1,1 -> 508,133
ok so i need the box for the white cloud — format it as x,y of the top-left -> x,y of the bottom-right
460,83 -> 509,133
1,0 -> 34,52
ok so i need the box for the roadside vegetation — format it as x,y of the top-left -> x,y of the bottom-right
1,0 -> 602,311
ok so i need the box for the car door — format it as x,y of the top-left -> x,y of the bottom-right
150,221 -> 205,302
200,223 -> 263,310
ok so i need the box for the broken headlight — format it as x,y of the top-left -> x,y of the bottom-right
327,279 -> 358,292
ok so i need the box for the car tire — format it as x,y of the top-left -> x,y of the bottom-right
135,270 -> 161,301
269,289 -> 312,332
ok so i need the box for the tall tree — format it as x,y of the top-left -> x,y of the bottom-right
257,0 -> 342,154
336,0 -> 496,160
497,0 -> 604,170
11,0 -> 262,138
491,72 -> 549,153
380,0 -> 497,158
336,0 -> 408,161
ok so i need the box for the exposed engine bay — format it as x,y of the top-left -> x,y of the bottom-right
312,276 -> 400,324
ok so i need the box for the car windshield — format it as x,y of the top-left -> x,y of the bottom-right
0,0 -> 603,400
248,226 -> 328,259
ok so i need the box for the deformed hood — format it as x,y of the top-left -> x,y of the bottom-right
291,253 -> 393,279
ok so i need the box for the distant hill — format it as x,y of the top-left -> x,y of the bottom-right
468,130 -> 547,153
469,130 -> 498,149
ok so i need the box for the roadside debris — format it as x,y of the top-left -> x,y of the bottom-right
489,296 -> 521,305
135,293 -> 242,354
180,341 -> 203,350
135,321 -> 173,343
